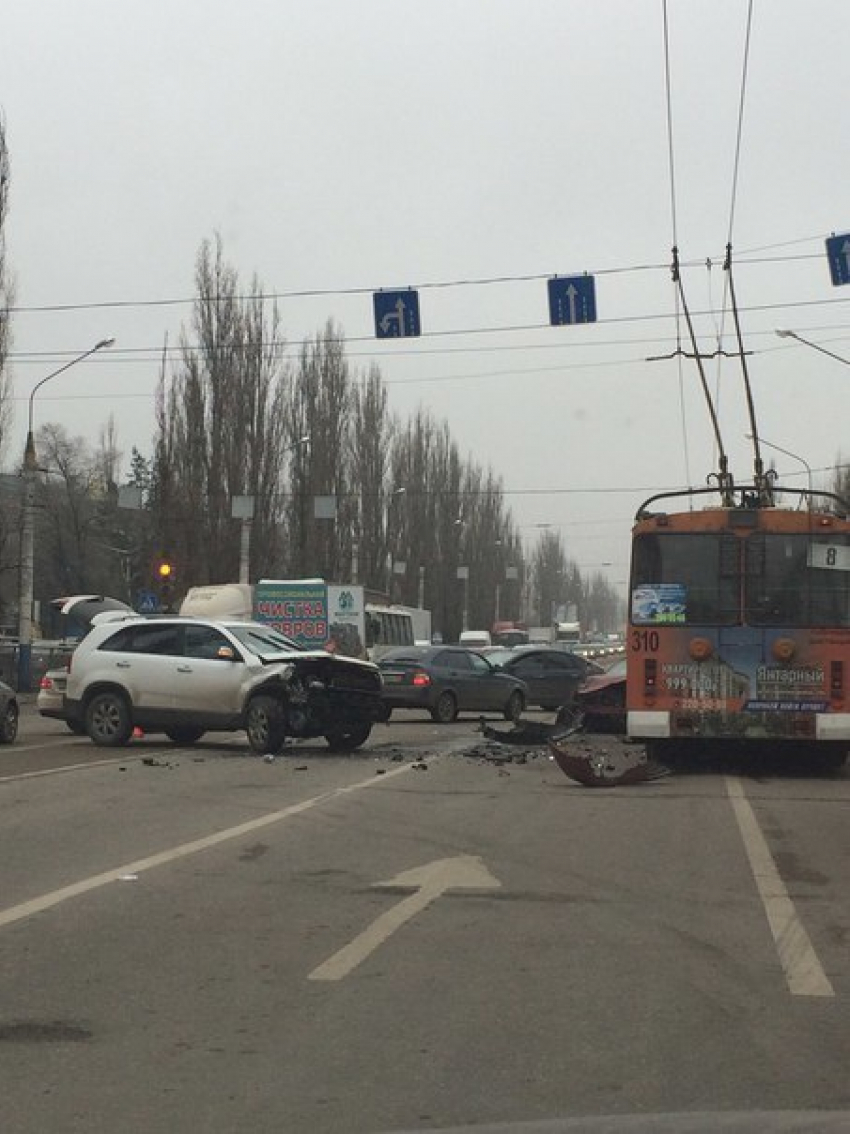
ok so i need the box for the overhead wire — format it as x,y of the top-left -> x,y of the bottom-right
3,244 -> 832,318
661,0 -> 691,489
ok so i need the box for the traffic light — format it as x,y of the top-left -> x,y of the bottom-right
156,559 -> 174,611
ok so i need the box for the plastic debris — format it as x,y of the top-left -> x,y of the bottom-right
118,874 -> 138,882
263,754 -> 276,764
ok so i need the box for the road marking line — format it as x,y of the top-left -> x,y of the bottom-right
309,855 -> 501,982
0,761 -> 415,932
0,755 -> 130,783
725,775 -> 834,998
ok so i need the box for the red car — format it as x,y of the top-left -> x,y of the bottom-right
575,657 -> 627,733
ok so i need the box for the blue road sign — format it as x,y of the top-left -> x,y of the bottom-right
136,589 -> 159,614
548,275 -> 597,326
826,234 -> 850,287
373,290 -> 421,338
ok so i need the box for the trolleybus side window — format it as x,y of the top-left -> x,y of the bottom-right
745,534 -> 850,628
631,533 -> 739,626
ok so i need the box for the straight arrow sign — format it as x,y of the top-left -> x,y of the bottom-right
308,855 -> 501,982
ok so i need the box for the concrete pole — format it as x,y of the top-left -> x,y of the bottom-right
239,518 -> 252,585
17,436 -> 37,692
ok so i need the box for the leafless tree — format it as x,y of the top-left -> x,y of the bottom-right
284,321 -> 352,579
153,236 -> 290,587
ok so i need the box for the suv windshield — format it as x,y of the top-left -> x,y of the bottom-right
227,623 -> 303,658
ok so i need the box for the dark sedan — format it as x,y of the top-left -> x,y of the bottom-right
378,646 -> 527,723
488,647 -> 603,711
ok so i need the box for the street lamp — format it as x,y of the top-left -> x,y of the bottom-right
234,434 -> 310,585
384,486 -> 406,597
18,337 -> 115,691
775,329 -> 850,368
745,433 -> 813,500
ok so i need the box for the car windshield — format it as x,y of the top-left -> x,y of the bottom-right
226,623 -> 303,657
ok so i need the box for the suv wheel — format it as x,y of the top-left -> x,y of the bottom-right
325,722 -> 372,751
86,690 -> 133,747
246,694 -> 287,755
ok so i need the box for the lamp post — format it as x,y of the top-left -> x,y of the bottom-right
233,434 -> 309,585
775,329 -> 850,368
18,337 -> 115,691
384,486 -> 406,597
745,432 -> 813,500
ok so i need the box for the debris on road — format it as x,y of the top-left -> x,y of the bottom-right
549,739 -> 670,787
476,716 -> 583,747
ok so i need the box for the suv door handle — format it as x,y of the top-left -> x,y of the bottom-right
115,661 -> 131,668
176,665 -> 193,673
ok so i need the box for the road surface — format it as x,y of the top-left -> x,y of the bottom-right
2,708 -> 850,1132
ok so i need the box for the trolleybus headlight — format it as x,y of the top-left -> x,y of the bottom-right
772,637 -> 796,662
688,637 -> 713,661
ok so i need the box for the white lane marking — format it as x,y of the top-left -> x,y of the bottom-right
0,755 -> 130,783
1,737 -> 87,757
309,855 -> 501,982
726,775 -> 834,998
0,761 -> 416,931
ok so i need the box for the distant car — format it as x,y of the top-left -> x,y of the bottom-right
489,646 -> 603,711
0,679 -> 18,744
575,657 -> 628,732
38,668 -> 85,734
378,646 -> 527,723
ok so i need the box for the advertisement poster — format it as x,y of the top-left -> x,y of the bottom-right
632,583 -> 687,624
326,585 -> 366,657
253,579 -> 329,646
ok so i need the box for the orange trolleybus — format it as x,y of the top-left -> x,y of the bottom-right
626,483 -> 850,769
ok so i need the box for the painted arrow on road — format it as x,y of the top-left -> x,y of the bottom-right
308,855 -> 501,982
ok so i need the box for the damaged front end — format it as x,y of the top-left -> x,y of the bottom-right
244,653 -> 384,754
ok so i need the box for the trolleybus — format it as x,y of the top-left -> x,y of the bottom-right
627,484 -> 850,768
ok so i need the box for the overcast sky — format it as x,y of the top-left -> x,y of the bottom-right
3,0 -> 850,587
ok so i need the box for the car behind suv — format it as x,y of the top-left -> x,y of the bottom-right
64,616 -> 383,754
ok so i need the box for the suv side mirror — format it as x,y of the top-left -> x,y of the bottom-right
216,646 -> 237,661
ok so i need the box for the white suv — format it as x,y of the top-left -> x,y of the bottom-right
63,617 -> 384,754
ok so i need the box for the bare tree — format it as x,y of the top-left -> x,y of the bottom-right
285,321 -> 352,579
153,236 -> 290,589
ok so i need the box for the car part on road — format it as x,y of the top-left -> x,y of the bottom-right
549,738 -> 670,787
0,701 -> 18,744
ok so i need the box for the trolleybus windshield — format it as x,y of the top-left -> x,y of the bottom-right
631,532 -> 739,626
745,533 -> 850,628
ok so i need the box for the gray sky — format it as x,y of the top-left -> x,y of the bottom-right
3,0 -> 850,588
